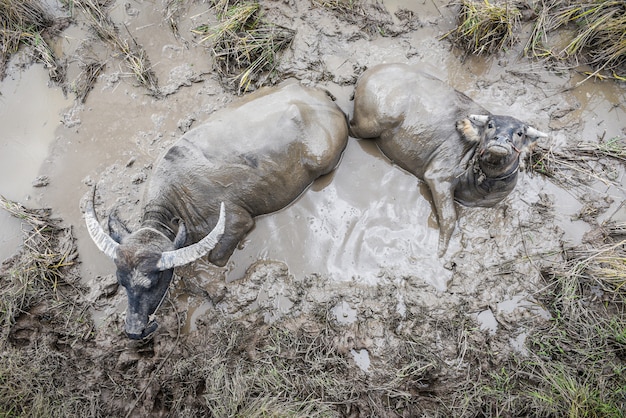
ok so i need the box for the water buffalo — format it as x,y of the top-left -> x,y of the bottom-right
85,81 -> 349,339
350,63 -> 548,256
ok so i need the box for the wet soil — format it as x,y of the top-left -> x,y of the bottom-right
1,0 -> 625,415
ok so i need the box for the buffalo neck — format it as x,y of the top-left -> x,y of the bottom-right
142,206 -> 178,242
454,152 -> 520,207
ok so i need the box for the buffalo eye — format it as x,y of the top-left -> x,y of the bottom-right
487,121 -> 494,129
516,130 -> 524,137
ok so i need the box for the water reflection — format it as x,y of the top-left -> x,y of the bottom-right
223,139 -> 453,290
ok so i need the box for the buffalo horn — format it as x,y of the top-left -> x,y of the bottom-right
84,191 -> 120,261
468,114 -> 490,126
526,126 -> 549,139
156,202 -> 226,270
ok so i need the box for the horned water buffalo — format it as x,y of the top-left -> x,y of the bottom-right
350,63 -> 548,256
85,81 -> 349,339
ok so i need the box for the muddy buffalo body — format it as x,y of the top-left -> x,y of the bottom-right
85,81 -> 349,339
350,63 -> 548,256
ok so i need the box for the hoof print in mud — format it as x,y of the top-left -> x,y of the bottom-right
350,63 -> 548,256
83,81 -> 348,339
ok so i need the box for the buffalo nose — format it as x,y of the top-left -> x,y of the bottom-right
126,331 -> 144,340
125,320 -> 159,340
496,135 -> 509,144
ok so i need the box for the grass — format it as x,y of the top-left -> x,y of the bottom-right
527,0 -> 626,79
443,0 -> 522,55
442,225 -> 626,417
312,0 -> 359,14
192,0 -> 295,93
0,0 -> 64,82
448,0 -> 626,78
71,0 -> 160,96
529,136 -> 625,187
1,194 -> 624,416
522,233 -> 626,417
0,196 -> 97,416
0,197 -> 79,330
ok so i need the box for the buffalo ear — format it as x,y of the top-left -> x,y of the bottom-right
519,126 -> 548,171
456,114 -> 489,143
173,220 -> 187,249
108,212 -> 131,243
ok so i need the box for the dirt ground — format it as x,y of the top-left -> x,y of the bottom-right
1,0 -> 625,416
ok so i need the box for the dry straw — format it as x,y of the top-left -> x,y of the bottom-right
443,0 -> 522,55
530,136 -> 625,188
72,0 -> 160,96
449,0 -> 626,78
531,0 -> 626,78
0,0 -> 63,81
192,0 -> 294,93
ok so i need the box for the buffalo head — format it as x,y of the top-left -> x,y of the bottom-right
458,114 -> 548,177
84,190 -> 225,339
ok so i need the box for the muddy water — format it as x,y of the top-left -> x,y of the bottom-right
224,138 -> 452,289
1,0 -> 625,334
0,65 -> 72,260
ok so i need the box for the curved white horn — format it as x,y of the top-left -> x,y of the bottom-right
526,126 -> 549,139
84,191 -> 119,260
468,114 -> 490,126
156,202 -> 226,270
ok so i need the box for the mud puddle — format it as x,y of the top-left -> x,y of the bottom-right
0,64 -> 72,260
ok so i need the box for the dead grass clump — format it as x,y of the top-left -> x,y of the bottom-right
560,230 -> 626,299
443,0 -> 522,55
312,0 -> 359,14
529,136 -> 625,188
72,0 -> 160,96
164,0 -> 187,40
154,319 -> 355,416
527,0 -> 626,78
312,0 -> 414,38
0,197 -> 80,335
73,61 -> 106,103
522,237 -> 626,416
193,0 -> 295,93
0,197 -> 97,416
0,0 -> 65,82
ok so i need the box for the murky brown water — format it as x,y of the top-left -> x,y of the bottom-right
1,0 -> 625,334
0,65 -> 72,258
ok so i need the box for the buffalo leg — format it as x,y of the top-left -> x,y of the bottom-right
424,172 -> 458,257
208,208 -> 254,267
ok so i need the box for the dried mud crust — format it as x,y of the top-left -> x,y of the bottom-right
2,0 -> 625,416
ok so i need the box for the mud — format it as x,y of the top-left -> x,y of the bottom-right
1,0 -> 625,415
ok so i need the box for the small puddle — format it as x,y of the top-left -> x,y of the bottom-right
568,73 -> 626,141
351,348 -> 371,372
0,64 -> 72,261
476,308 -> 497,335
476,295 -> 552,336
332,300 -> 358,325
510,333 -> 528,355
180,297 -> 214,334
